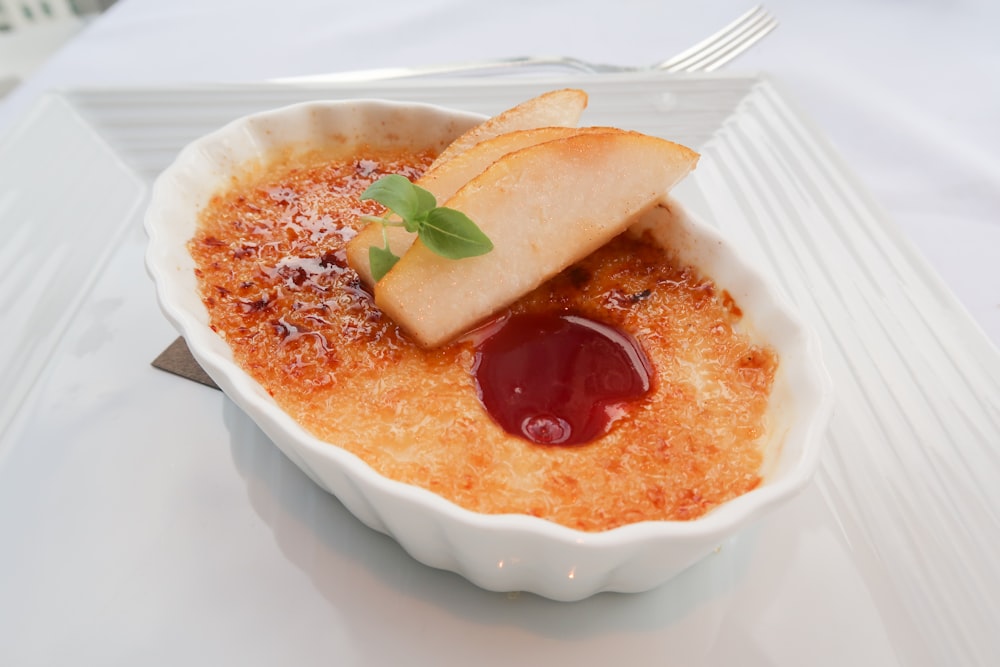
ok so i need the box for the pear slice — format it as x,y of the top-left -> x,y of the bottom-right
348,89 -> 587,286
374,129 -> 699,348
346,126 -> 613,287
428,88 -> 588,170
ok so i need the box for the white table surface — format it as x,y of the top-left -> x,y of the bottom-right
1,1 -> 998,665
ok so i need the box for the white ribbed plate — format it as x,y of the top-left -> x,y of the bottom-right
0,95 -> 146,441
1,74 -> 997,665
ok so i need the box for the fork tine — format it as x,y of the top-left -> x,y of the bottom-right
679,15 -> 778,72
655,6 -> 776,72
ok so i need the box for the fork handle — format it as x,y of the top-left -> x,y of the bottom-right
273,56 -> 615,84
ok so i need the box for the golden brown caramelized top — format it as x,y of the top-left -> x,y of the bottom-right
190,148 -> 776,531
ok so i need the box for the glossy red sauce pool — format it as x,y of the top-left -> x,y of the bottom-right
474,313 -> 653,445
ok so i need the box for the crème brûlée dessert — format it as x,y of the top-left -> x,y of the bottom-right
189,89 -> 777,532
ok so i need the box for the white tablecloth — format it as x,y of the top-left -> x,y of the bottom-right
1,1 -> 998,665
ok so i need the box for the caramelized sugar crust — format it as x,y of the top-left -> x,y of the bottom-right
190,149 -> 777,531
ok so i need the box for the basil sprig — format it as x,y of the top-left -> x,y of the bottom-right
360,174 -> 493,282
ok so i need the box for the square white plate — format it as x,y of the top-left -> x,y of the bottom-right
1,73 -> 997,665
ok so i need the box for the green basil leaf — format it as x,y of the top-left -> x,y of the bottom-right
360,174 -> 420,222
412,182 -> 438,216
401,215 -> 423,235
369,244 -> 401,283
420,207 -> 494,259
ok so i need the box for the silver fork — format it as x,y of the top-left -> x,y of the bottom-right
279,6 -> 777,83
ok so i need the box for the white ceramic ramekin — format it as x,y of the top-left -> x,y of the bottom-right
145,99 -> 833,601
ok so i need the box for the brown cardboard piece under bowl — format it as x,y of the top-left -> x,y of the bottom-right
152,337 -> 220,390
